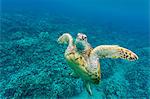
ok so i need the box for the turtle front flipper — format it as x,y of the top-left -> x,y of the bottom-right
84,81 -> 92,96
58,33 -> 73,46
90,45 -> 138,61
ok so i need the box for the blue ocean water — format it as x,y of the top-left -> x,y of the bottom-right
0,0 -> 150,98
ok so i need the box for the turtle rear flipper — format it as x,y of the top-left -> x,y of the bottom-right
70,72 -> 79,78
90,45 -> 138,61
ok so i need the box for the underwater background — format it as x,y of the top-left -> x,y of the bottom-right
0,0 -> 150,98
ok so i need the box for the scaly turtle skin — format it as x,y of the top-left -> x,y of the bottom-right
57,33 -> 138,95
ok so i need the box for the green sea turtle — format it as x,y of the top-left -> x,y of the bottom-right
57,33 -> 138,95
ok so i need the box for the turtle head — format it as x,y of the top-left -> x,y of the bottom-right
75,33 -> 90,52
76,33 -> 87,42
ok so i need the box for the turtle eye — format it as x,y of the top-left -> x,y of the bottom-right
82,36 -> 87,40
82,36 -> 85,40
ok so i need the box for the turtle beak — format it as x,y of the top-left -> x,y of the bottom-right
77,33 -> 83,40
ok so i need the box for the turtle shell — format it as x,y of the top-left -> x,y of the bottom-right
65,50 -> 101,84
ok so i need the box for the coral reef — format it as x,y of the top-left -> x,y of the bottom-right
0,31 -> 83,98
0,12 -> 149,98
